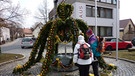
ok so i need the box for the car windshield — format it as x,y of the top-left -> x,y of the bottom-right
22,38 -> 32,42
105,38 -> 123,42
105,38 -> 112,41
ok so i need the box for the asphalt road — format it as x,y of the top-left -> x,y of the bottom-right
1,38 -> 22,52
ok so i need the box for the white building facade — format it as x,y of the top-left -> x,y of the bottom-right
49,0 -> 119,38
32,23 -> 43,38
0,27 -> 10,42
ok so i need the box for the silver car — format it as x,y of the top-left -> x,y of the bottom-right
21,37 -> 36,49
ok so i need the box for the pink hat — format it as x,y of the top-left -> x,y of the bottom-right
86,29 -> 93,35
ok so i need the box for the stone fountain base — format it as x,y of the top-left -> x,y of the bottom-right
51,53 -> 78,72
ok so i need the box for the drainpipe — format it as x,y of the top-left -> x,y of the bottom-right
0,28 -> 1,54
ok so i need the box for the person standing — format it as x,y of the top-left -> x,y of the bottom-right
86,29 -> 100,76
73,34 -> 93,76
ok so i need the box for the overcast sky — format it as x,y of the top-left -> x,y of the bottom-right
120,0 -> 135,20
12,0 -> 54,28
12,0 -> 135,28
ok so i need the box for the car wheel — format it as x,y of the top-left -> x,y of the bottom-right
106,46 -> 112,51
126,44 -> 131,49
21,46 -> 24,49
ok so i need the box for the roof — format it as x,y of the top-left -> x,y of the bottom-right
120,19 -> 134,28
23,28 -> 32,34
32,22 -> 43,30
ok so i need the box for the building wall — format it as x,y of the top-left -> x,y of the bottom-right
32,25 -> 43,38
124,21 -> 135,35
33,27 -> 40,38
122,21 -> 135,41
0,27 -> 10,41
49,0 -> 119,38
72,2 -> 119,37
119,30 -> 124,39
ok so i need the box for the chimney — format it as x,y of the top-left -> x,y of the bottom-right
54,0 -> 58,9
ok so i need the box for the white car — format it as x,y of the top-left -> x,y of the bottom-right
21,37 -> 36,49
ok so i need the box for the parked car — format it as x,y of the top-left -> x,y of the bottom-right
104,37 -> 132,51
21,37 -> 36,49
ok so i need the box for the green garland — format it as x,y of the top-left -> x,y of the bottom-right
13,2 -> 117,75
13,2 -> 117,76
57,2 -> 73,21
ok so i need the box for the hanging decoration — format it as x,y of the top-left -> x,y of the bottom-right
12,1 -> 116,76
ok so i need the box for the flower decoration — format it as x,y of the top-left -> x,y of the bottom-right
13,2 -> 88,76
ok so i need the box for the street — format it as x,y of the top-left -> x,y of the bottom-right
1,38 -> 22,52
0,38 -> 33,75
0,38 -> 135,76
0,38 -> 74,75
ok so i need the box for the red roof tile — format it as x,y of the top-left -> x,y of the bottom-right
23,28 -> 32,34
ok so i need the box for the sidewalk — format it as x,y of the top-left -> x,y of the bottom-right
0,38 -> 20,47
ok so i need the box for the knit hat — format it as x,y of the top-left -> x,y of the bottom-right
86,29 -> 93,35
78,35 -> 84,41
78,35 -> 85,43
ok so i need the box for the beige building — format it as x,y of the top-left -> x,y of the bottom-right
23,28 -> 33,37
0,27 -> 10,44
119,19 -> 135,41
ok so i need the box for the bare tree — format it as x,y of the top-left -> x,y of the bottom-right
35,0 -> 49,24
0,0 -> 28,27
0,0 -> 28,53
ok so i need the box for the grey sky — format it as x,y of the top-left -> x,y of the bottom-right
12,0 -> 134,28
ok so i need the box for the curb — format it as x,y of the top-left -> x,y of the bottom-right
103,56 -> 135,63
0,55 -> 26,67
1,38 -> 20,47
0,55 -> 134,68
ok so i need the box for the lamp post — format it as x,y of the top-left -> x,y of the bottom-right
95,0 -> 97,36
116,0 -> 119,61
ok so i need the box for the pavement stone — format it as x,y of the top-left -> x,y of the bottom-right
0,57 -> 135,76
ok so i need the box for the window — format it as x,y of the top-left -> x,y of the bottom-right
106,8 -> 112,18
90,26 -> 112,37
93,7 -> 96,17
97,27 -> 112,36
106,27 -> 112,36
128,24 -> 133,34
98,7 -> 112,18
86,5 -> 95,17
86,5 -> 113,18
97,0 -> 116,4
86,6 -> 92,17
55,15 -> 57,18
107,0 -> 112,3
101,0 -> 106,2
100,8 -> 105,18
113,0 -> 116,4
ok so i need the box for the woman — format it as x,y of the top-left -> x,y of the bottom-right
73,34 -> 93,76
86,29 -> 101,76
